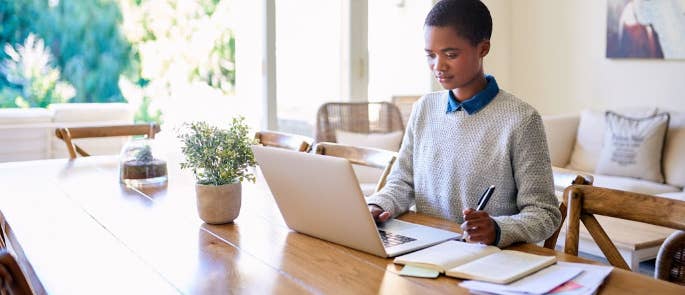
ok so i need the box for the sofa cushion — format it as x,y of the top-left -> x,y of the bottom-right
334,130 -> 403,152
552,166 -> 593,192
662,111 -> 685,188
0,108 -> 52,162
567,108 -> 656,172
655,191 -> 685,202
0,108 -> 52,124
542,114 -> 579,167
335,130 -> 403,189
596,112 -> 669,183
48,103 -> 133,123
592,174 -> 681,196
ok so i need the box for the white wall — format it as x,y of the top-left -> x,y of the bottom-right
481,0 -> 513,91
508,0 -> 685,115
426,0 -> 513,92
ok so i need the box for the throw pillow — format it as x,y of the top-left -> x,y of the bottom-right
567,107 -> 657,172
595,111 -> 670,183
334,130 -> 403,152
334,130 -> 403,185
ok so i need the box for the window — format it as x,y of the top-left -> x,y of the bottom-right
275,0 -> 344,136
368,0 -> 433,101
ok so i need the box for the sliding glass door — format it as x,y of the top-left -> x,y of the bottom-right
275,0 -> 345,136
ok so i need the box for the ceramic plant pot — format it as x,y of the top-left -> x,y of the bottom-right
195,182 -> 241,224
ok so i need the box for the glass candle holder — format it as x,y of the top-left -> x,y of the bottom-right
119,138 -> 168,186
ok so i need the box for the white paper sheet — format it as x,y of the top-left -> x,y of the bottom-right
459,262 -> 613,295
460,264 -> 582,295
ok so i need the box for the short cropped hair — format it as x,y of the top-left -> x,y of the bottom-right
425,0 -> 492,46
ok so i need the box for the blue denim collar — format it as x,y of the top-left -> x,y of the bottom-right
446,75 -> 499,115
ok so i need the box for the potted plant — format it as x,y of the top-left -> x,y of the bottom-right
177,117 -> 256,224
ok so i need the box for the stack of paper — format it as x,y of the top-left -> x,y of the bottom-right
459,262 -> 613,295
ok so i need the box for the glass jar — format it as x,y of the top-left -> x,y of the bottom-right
119,138 -> 168,186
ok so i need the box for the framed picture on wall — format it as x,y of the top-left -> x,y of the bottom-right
606,0 -> 685,59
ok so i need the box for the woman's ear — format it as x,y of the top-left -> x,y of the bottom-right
479,40 -> 491,58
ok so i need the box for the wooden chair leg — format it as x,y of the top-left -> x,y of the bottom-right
582,213 -> 631,270
74,145 -> 90,157
374,157 -> 396,193
544,202 -> 567,250
564,187 -> 582,256
58,129 -> 78,159
543,174 -> 588,250
147,123 -> 156,139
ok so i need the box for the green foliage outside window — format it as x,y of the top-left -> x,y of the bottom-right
123,0 -> 236,97
0,0 -> 237,125
0,0 -> 134,104
0,34 -> 72,108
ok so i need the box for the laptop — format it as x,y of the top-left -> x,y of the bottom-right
252,145 -> 460,257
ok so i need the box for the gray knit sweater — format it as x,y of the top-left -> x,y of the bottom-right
367,89 -> 561,247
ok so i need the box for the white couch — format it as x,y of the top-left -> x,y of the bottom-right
544,109 -> 685,199
542,108 -> 684,270
0,103 -> 134,162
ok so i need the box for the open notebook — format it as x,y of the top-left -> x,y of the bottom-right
394,240 -> 557,284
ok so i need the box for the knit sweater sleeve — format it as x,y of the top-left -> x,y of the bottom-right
365,101 -> 419,216
491,112 -> 562,247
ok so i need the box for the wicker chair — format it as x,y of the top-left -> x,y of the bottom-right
254,130 -> 313,152
391,95 -> 421,127
313,142 -> 397,193
655,230 -> 685,285
0,250 -> 33,295
314,102 -> 404,143
55,123 -> 161,159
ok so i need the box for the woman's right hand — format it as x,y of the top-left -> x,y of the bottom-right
368,204 -> 391,223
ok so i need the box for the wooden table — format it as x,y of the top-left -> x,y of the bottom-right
1,156 -> 683,294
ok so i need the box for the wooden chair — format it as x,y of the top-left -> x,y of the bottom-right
0,250 -> 33,295
315,102 -> 404,143
254,130 -> 313,152
655,230 -> 685,285
55,123 -> 161,159
0,211 -> 6,250
543,174 -> 594,250
313,142 -> 397,192
563,185 -> 685,271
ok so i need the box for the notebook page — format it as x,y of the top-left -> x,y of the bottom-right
446,250 -> 557,284
393,240 -> 500,272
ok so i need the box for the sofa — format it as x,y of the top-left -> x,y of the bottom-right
544,108 -> 684,199
0,103 -> 134,162
542,108 -> 684,270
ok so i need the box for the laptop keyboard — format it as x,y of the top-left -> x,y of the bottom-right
378,230 -> 416,247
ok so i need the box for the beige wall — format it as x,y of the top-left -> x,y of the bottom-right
491,0 -> 685,115
482,0 -> 512,91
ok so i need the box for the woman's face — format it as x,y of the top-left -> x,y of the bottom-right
424,25 -> 488,91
